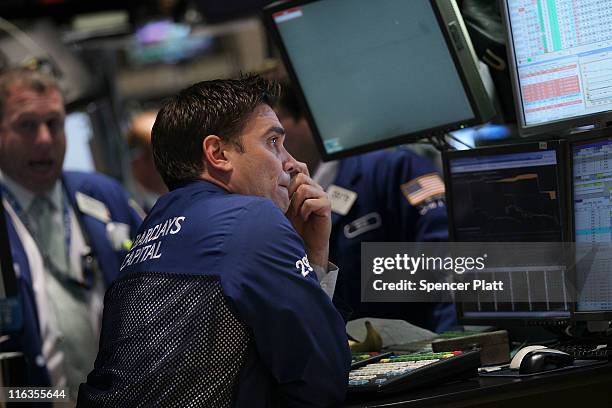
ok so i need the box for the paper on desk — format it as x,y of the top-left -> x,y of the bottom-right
346,318 -> 437,349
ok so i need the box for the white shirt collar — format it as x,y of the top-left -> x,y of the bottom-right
0,172 -> 62,211
312,160 -> 340,190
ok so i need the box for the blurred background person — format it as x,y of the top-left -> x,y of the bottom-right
126,110 -> 167,212
0,67 -> 142,401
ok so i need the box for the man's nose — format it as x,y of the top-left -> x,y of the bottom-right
283,153 -> 298,174
283,152 -> 309,177
36,123 -> 53,144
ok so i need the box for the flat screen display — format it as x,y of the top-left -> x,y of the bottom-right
572,138 -> 612,316
265,0 -> 494,159
503,0 -> 612,135
444,141 -> 572,323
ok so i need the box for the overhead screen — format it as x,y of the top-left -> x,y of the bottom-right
264,0 -> 494,160
502,0 -> 612,136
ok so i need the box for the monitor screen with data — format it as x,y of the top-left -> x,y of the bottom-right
502,0 -> 612,136
572,136 -> 612,320
446,143 -> 568,242
444,141 -> 571,324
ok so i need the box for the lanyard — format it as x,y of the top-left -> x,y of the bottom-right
0,183 -> 92,289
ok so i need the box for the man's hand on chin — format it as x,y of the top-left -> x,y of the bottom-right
286,165 -> 331,268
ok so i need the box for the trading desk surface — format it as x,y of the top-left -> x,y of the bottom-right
345,360 -> 612,408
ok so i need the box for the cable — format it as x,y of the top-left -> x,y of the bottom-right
440,134 -> 454,150
446,132 -> 473,150
426,134 -> 457,153
426,135 -> 446,152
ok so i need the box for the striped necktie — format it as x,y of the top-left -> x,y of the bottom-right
28,195 -> 68,274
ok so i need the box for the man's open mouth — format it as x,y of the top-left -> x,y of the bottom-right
28,159 -> 54,172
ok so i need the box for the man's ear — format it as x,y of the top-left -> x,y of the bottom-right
202,135 -> 233,172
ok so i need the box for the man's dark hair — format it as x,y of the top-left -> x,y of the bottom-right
0,67 -> 61,122
152,74 -> 280,190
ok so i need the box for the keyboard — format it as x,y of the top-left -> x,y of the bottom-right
348,350 -> 480,395
553,344 -> 611,360
351,352 -> 393,369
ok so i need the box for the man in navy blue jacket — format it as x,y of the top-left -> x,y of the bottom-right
78,76 -> 350,407
0,68 -> 142,399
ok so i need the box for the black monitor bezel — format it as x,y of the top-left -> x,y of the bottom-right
569,130 -> 612,322
262,0 -> 495,161
443,138 -> 573,326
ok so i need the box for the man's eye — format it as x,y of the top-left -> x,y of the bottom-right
47,118 -> 64,134
17,120 -> 38,133
269,137 -> 279,145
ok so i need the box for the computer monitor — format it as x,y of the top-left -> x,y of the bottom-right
571,133 -> 612,323
443,140 -> 572,325
501,0 -> 612,137
263,0 -> 495,160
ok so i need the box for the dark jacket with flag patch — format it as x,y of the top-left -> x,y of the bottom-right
329,148 -> 457,332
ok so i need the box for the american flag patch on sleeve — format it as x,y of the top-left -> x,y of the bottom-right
400,173 -> 445,206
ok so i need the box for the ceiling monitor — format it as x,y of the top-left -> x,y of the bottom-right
263,0 -> 495,160
501,0 -> 612,137
443,140 -> 572,326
